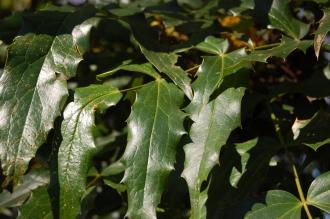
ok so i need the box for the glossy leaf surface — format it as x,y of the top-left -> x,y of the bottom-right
182,87 -> 245,219
0,9 -> 93,184
307,171 -> 330,213
121,80 -> 185,219
269,0 -> 310,40
58,85 -> 122,218
140,47 -> 193,99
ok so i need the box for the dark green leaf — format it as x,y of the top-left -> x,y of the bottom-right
97,61 -> 161,80
182,87 -> 245,219
307,171 -> 330,213
58,85 -> 122,218
0,10 -> 94,184
121,80 -> 185,219
188,36 -> 248,114
229,138 -> 258,187
269,0 -> 310,40
245,190 -> 302,219
245,36 -> 312,62
140,47 -> 193,99
0,33 -> 80,184
18,186 -> 52,219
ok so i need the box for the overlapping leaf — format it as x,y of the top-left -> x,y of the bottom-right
140,47 -> 193,99
187,36 -> 248,114
0,9 -> 94,185
58,85 -> 122,218
120,80 -> 185,219
182,87 -> 245,219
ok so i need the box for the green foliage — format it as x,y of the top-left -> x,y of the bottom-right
0,0 -> 329,219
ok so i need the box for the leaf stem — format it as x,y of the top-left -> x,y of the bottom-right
87,174 -> 101,188
246,42 -> 281,51
185,65 -> 200,73
292,164 -> 313,219
266,102 -> 313,219
119,84 -> 147,93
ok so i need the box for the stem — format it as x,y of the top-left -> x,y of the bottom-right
119,84 -> 147,93
292,165 -> 313,219
266,102 -> 313,219
185,64 -> 200,73
87,174 -> 101,188
246,42 -> 281,52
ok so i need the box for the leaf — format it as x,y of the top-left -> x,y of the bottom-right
58,85 -> 122,218
97,61 -> 161,80
0,169 -> 49,209
120,80 -> 185,219
0,10 -> 93,184
229,138 -> 258,188
269,0 -> 310,40
18,186 -> 52,219
307,171 -> 330,213
292,110 -> 330,150
188,36 -> 248,114
314,8 -> 330,59
195,36 -> 230,55
182,87 -> 245,219
245,190 -> 302,219
245,36 -> 312,62
140,47 -> 193,99
72,17 -> 101,53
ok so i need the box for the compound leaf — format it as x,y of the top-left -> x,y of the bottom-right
58,85 -> 122,218
121,80 -> 185,219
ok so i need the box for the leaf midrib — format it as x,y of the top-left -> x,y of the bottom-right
62,90 -> 119,181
